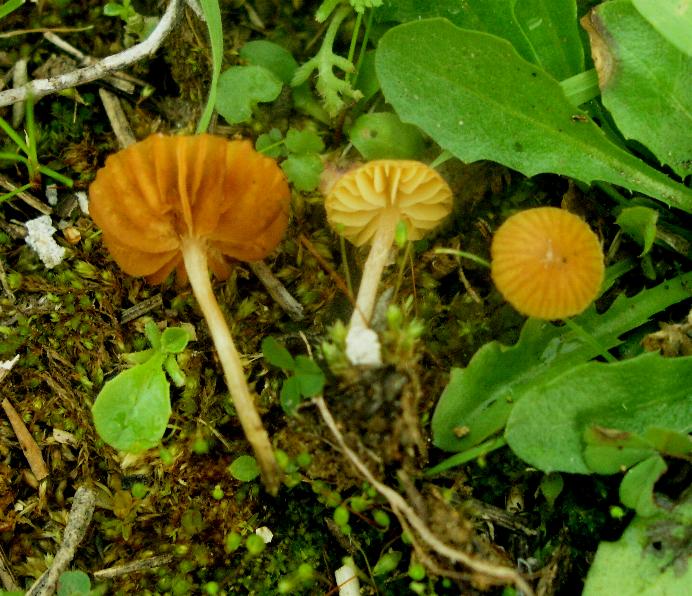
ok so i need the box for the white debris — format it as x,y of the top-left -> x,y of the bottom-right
24,215 -> 66,269
345,325 -> 382,367
75,191 -> 89,215
45,183 -> 58,206
255,526 -> 273,544
335,563 -> 360,596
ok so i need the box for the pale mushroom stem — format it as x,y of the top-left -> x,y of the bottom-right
181,237 -> 280,495
349,209 -> 400,329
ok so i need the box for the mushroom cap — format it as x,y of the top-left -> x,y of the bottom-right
89,134 -> 290,283
491,207 -> 604,320
324,160 -> 453,246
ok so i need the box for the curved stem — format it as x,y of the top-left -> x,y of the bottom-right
349,210 -> 399,330
181,237 -> 280,495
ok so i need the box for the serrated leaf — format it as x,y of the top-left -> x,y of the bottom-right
632,0 -> 692,57
294,356 -> 326,397
619,455 -> 667,517
92,355 -> 170,453
505,352 -> 692,474
281,154 -> 324,192
285,128 -> 324,154
228,454 -> 261,482
431,271 -> 692,453
584,1 -> 692,177
375,18 -> 692,211
256,128 -> 285,158
262,336 -> 295,370
216,66 -> 282,124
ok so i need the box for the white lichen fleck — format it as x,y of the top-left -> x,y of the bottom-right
345,325 -> 382,367
75,191 -> 89,215
24,215 -> 66,269
255,526 -> 273,544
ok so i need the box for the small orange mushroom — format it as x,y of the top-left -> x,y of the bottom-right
325,160 -> 453,332
90,133 -> 290,494
490,207 -> 604,320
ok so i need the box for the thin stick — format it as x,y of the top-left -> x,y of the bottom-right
94,554 -> 174,579
314,396 -> 534,595
2,397 -> 49,482
249,261 -> 304,321
182,238 -> 280,495
0,0 -> 183,108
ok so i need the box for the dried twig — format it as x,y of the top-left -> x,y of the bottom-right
0,546 -> 18,592
249,261 -> 304,321
2,397 -> 49,482
25,487 -> 96,596
0,0 -> 183,108
314,396 -> 534,595
0,174 -> 52,214
99,88 -> 136,149
93,554 -> 174,579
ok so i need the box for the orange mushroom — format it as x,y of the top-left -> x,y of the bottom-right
490,207 -> 604,320
325,160 -> 453,333
90,133 -> 290,494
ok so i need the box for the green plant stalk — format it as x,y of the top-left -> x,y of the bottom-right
0,0 -> 25,20
434,247 -> 491,269
196,0 -> 223,133
338,232 -> 353,297
346,11 -> 363,72
426,436 -> 507,476
24,95 -> 38,178
0,183 -> 31,205
353,8 -> 374,82
0,116 -> 30,154
180,236 -> 280,495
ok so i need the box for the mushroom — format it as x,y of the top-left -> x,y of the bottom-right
89,133 -> 290,494
324,160 -> 453,340
490,207 -> 604,320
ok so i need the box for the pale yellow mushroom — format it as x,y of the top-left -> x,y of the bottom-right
325,160 -> 453,334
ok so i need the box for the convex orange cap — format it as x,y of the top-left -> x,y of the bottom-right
89,134 -> 290,283
491,207 -> 604,319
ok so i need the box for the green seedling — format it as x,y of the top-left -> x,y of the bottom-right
91,321 -> 192,453
261,337 -> 325,415
0,97 -> 73,201
228,454 -> 261,483
256,127 -> 325,191
103,0 -> 159,44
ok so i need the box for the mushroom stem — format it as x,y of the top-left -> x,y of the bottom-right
349,210 -> 400,329
181,237 -> 280,495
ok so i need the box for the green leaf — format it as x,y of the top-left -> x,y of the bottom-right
583,427 -> 656,475
586,0 -> 692,178
539,472 -> 564,508
632,0 -> 692,56
349,112 -> 425,160
431,271 -> 692,453
57,570 -> 91,596
280,376 -> 302,415
616,206 -> 658,257
281,154 -> 324,192
160,326 -> 191,354
583,498 -> 692,595
375,18 -> 692,211
372,550 -> 402,576
513,0 -> 584,79
228,455 -> 261,482
620,455 -> 667,517
92,355 -> 171,453
196,0 -> 223,133
256,128 -> 285,158
262,337 -> 295,370
240,40 -> 298,85
644,427 -> 692,457
505,352 -> 692,474
285,128 -> 325,154
216,66 -> 283,124
294,356 -> 326,397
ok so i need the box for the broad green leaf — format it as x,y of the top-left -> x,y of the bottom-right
619,455 -> 667,517
294,356 -> 326,397
375,19 -> 692,211
632,0 -> 692,56
616,206 -> 658,256
513,0 -> 584,79
644,427 -> 692,457
92,355 -> 170,453
584,1 -> 692,178
378,0 -> 537,65
349,112 -> 425,160
505,352 -> 692,474
583,497 -> 692,595
256,128 -> 285,158
281,154 -> 324,192
228,455 -> 261,482
431,271 -> 692,453
262,337 -> 295,370
57,570 -> 91,596
583,427 -> 656,475
215,66 -> 282,124
280,376 -> 302,415
160,326 -> 191,354
240,40 -> 298,85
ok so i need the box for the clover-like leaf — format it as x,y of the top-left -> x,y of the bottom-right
216,65 -> 283,124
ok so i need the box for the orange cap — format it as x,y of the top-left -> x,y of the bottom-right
491,207 -> 604,319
